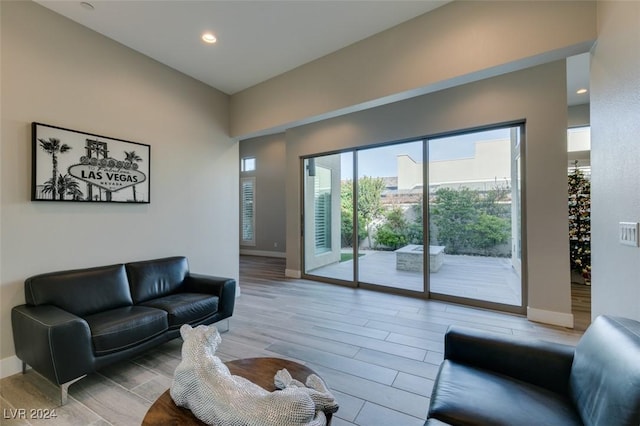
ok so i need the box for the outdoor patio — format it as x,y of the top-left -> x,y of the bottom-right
308,250 -> 522,306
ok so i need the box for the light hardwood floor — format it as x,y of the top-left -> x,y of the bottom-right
1,256 -> 585,426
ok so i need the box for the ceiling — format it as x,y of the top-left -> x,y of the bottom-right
36,0 -> 449,95
566,52 -> 590,106
35,0 -> 589,103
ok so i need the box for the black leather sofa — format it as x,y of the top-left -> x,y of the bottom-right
426,315 -> 640,425
11,256 -> 235,404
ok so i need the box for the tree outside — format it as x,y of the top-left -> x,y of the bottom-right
374,206 -> 409,250
430,186 -> 510,256
356,176 -> 386,248
340,180 -> 367,247
340,177 -> 511,257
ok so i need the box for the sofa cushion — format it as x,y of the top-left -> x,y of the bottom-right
126,257 -> 189,304
141,293 -> 219,329
25,264 -> 132,317
569,315 -> 640,426
84,306 -> 168,356
428,360 -> 582,426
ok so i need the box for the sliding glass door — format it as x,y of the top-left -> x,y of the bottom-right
303,152 -> 354,283
427,127 -> 522,307
356,141 -> 424,292
302,124 -> 523,311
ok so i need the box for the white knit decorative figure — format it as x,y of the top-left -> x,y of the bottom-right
170,324 -> 338,426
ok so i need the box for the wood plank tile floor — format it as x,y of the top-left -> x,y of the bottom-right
0,256 -> 585,426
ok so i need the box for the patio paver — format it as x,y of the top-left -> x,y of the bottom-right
308,250 -> 521,306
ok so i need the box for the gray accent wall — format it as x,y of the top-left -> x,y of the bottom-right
568,104 -> 590,128
239,134 -> 287,257
231,1 -> 596,139
233,2 -> 601,328
285,61 -> 573,324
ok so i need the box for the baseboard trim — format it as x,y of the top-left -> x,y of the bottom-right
0,355 -> 24,379
285,269 -> 301,278
527,306 -> 574,328
240,249 -> 286,259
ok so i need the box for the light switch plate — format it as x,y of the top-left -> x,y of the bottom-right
619,222 -> 639,247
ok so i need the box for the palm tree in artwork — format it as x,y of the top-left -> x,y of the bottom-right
57,174 -> 83,200
41,177 -> 57,200
124,150 -> 142,202
38,138 -> 71,200
42,174 -> 83,200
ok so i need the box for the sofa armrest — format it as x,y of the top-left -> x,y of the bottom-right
444,326 -> 575,395
184,274 -> 236,317
11,305 -> 94,385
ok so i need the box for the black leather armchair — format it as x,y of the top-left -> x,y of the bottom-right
426,315 -> 640,425
11,256 -> 235,404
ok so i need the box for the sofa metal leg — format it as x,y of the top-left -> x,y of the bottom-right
218,318 -> 230,333
60,375 -> 86,406
22,361 -> 27,374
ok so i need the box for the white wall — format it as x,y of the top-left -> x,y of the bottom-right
285,61 -> 573,326
431,139 -> 511,186
590,1 -> 640,321
399,139 -> 511,190
0,1 -> 238,376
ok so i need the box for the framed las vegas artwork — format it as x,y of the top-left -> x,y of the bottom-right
31,122 -> 150,203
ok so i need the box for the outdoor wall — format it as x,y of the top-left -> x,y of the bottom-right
590,1 -> 640,321
285,61 -> 574,326
397,155 -> 422,191
303,154 -> 342,272
398,139 -> 512,191
230,1 -> 596,139
238,134 -> 286,257
431,139 -> 511,187
0,1 -> 238,377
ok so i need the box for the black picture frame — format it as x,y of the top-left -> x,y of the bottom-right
32,122 -> 150,203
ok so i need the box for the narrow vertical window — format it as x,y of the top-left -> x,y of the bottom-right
314,166 -> 331,253
241,177 -> 255,245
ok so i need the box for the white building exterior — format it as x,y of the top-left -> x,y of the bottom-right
398,139 -> 512,192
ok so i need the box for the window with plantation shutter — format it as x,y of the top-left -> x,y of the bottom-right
241,177 -> 255,245
314,166 -> 331,253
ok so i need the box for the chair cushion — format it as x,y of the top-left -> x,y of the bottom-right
141,293 -> 219,329
84,306 -> 168,356
428,360 -> 582,426
569,315 -> 640,426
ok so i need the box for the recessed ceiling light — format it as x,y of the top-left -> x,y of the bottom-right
201,32 -> 217,44
576,88 -> 588,94
80,2 -> 94,11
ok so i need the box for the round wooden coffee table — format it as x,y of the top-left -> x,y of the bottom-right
142,357 -> 333,425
